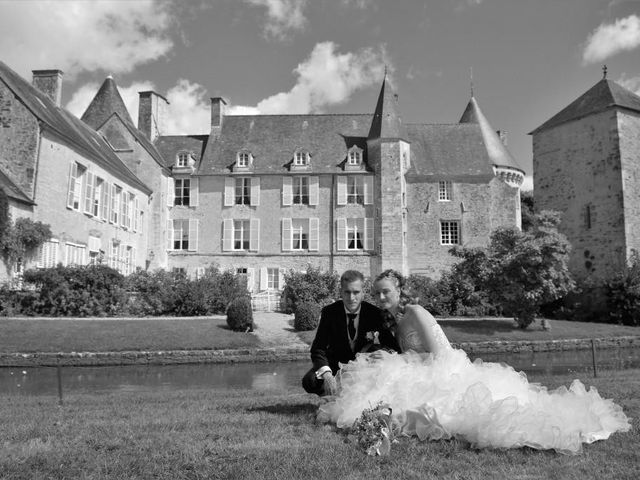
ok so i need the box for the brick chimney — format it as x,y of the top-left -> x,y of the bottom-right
32,69 -> 63,106
211,97 -> 226,132
138,91 -> 169,142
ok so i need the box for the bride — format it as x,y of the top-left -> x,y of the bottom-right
318,269 -> 631,454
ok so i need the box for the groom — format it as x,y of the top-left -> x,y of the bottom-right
302,269 -> 400,396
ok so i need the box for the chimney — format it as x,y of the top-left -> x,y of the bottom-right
32,69 -> 63,106
211,97 -> 226,131
138,91 -> 169,142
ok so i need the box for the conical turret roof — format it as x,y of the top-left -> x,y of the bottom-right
459,96 -> 523,172
368,74 -> 407,141
81,76 -> 134,129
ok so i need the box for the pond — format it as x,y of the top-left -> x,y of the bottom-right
2,348 -> 640,397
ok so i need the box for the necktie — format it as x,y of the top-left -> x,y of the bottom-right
347,313 -> 357,340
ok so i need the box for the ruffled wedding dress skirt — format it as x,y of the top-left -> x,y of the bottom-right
318,349 -> 631,454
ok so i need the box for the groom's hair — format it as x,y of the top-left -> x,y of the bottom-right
340,269 -> 365,286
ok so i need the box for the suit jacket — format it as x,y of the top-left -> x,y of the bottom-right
310,300 -> 400,373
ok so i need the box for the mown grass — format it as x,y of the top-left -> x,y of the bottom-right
0,368 -> 637,480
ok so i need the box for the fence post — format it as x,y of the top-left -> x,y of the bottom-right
591,339 -> 598,378
56,354 -> 63,406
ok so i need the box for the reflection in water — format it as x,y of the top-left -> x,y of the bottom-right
1,348 -> 639,397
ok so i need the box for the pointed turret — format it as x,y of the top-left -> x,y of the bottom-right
459,96 -> 524,187
81,76 -> 134,129
368,73 -> 407,141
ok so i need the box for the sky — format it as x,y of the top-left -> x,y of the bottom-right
2,0 -> 640,191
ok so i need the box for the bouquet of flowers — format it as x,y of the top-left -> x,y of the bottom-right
349,403 -> 397,456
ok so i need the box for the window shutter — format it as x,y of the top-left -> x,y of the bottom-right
110,184 -> 117,223
120,190 -> 127,227
309,218 -> 319,251
337,176 -> 347,205
101,181 -> 110,221
278,269 -> 285,291
188,219 -> 198,252
364,176 -> 373,205
250,177 -> 260,206
337,218 -> 346,251
282,218 -> 292,251
191,178 -> 199,207
309,176 -> 319,205
260,267 -> 268,291
249,218 -> 260,251
282,177 -> 293,206
134,197 -> 139,232
224,177 -> 234,206
167,220 -> 174,250
167,177 -> 174,207
223,219 -> 233,251
364,218 -> 374,251
67,163 -> 75,208
247,268 -> 255,292
84,171 -> 94,214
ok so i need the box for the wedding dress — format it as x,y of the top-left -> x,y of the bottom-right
318,308 -> 631,454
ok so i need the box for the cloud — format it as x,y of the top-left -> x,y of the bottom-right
583,14 -> 640,63
340,0 -> 376,9
244,0 -> 308,40
454,0 -> 484,12
0,0 -> 173,79
617,73 -> 640,94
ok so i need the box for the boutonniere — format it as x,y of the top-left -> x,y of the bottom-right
366,331 -> 380,345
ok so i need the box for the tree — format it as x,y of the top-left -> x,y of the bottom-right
453,211 -> 575,328
1,217 -> 52,270
520,190 -> 535,232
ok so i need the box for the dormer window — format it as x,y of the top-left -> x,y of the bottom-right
237,151 -> 252,168
348,149 -> 362,166
176,151 -> 191,168
294,150 -> 310,166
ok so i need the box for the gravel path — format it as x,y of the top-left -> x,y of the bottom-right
253,312 -> 309,348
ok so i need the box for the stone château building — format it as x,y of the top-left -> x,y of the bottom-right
531,72 -> 640,281
0,60 -> 524,290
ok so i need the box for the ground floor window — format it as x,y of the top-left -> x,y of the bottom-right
440,220 -> 460,245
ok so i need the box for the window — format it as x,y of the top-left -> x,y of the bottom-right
294,151 -> 309,166
282,218 -> 319,251
440,220 -> 460,245
439,181 -> 452,201
336,218 -> 374,251
83,171 -> 95,214
177,151 -> 190,167
120,190 -> 130,228
67,162 -> 86,210
236,267 -> 255,292
36,240 -> 59,268
92,177 -> 104,217
124,246 -> 135,275
111,184 -> 121,224
88,236 -> 102,265
173,219 -> 190,250
175,179 -> 191,206
109,241 -> 119,269
233,220 -> 250,250
291,219 -> 308,250
65,243 -> 86,266
267,268 -> 280,290
337,176 -> 373,205
293,176 -> 309,204
237,152 -> 250,168
235,177 -> 251,205
348,149 -> 362,165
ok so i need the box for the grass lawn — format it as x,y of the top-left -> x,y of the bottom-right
0,368 -> 637,480
0,316 -> 261,353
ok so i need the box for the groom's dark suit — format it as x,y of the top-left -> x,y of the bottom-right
302,300 -> 399,395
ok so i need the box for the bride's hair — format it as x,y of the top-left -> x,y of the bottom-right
374,269 -> 414,312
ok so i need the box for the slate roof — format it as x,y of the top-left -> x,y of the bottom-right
0,61 -> 151,195
531,78 -> 640,134
0,168 -> 34,205
459,96 -> 524,172
81,76 -> 134,127
368,75 -> 408,141
155,135 -> 210,169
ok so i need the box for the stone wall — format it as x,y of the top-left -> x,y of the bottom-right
618,110 -> 640,261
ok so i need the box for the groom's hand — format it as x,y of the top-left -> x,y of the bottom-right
321,371 -> 338,396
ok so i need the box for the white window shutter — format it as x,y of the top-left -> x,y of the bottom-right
166,220 -> 174,250
278,269 -> 285,291
364,217 -> 374,251
134,197 -> 139,232
191,178 -> 199,207
260,267 -> 268,291
309,176 -> 319,205
309,218 -> 319,251
224,177 -> 234,206
84,171 -> 94,214
101,181 -> 110,221
188,219 -> 198,252
247,268 -> 255,292
67,163 -> 75,208
167,177 -> 175,207
110,184 -> 117,223
249,218 -> 260,251
223,219 -> 233,251
282,218 -> 292,251
250,177 -> 260,206
282,177 -> 292,206
337,176 -> 347,205
364,176 -> 373,205
337,218 -> 347,251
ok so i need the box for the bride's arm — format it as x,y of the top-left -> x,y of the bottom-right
405,305 -> 451,354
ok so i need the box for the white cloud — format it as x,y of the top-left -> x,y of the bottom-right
340,0 -> 376,9
0,0 -> 173,79
239,41 -> 389,114
583,14 -> 640,64
244,0 -> 308,40
617,73 -> 640,94
163,80 -> 211,135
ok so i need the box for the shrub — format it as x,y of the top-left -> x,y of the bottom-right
125,269 -> 182,316
226,296 -> 254,332
280,266 -> 339,314
605,251 -> 640,326
294,301 -> 321,331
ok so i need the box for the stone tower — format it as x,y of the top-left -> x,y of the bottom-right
367,75 -> 410,276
